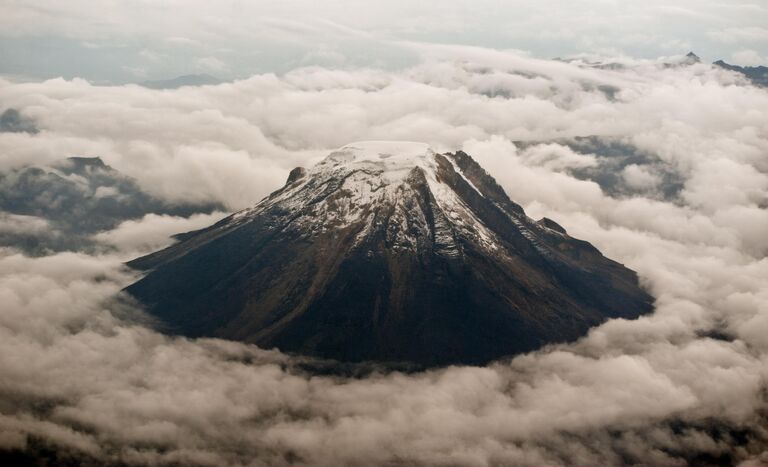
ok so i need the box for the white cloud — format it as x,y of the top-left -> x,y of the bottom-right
622,164 -> 661,191
519,143 -> 599,171
0,213 -> 53,236
731,49 -> 768,66
92,211 -> 227,255
0,47 -> 768,464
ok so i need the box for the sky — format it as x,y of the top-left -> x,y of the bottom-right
1,1 -> 768,466
1,0 -> 768,82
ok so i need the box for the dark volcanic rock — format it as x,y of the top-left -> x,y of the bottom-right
126,142 -> 653,367
286,166 -> 307,184
538,217 -> 567,234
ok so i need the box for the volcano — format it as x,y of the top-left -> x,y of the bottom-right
126,142 -> 653,366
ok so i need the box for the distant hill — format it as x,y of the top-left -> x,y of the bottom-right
139,74 -> 222,89
0,157 -> 224,254
713,60 -> 768,88
0,108 -> 38,134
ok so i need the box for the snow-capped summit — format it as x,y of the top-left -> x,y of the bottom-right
328,141 -> 434,164
127,144 -> 653,367
317,140 -> 439,188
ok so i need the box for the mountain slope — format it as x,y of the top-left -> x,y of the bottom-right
127,142 -> 653,366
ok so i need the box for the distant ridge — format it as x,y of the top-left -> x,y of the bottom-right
713,60 -> 768,88
139,74 -> 222,89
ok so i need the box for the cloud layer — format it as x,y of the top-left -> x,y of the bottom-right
1,48 -> 767,465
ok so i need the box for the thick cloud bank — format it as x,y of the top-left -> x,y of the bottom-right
1,48 -> 767,465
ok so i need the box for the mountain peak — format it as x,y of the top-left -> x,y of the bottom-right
127,146 -> 653,367
333,141 -> 433,160
322,141 -> 435,172
681,52 -> 701,65
307,141 -> 444,216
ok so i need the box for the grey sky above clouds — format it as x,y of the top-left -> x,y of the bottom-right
1,0 -> 768,82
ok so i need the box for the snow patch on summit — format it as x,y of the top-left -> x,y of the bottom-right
320,141 -> 436,183
228,141 -> 508,255
332,141 -> 433,164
